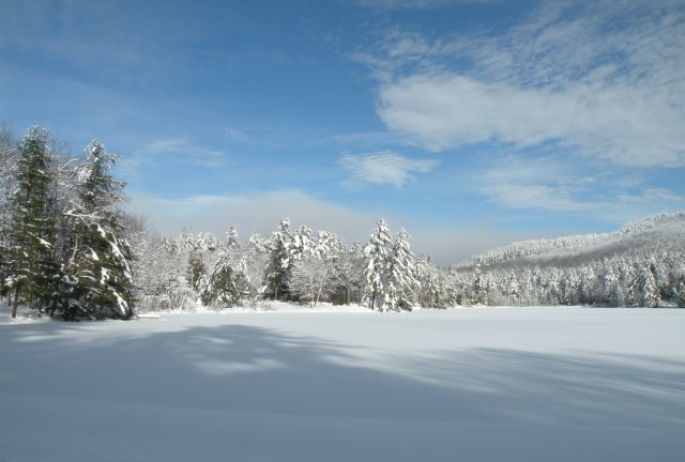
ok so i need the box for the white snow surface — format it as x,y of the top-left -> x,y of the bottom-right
1,302 -> 684,461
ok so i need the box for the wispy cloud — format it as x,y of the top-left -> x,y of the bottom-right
339,151 -> 438,188
363,0 -> 685,167
617,188 -> 684,205
478,155 -> 684,219
122,138 -> 226,175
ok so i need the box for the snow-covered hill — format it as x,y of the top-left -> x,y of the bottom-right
459,212 -> 685,269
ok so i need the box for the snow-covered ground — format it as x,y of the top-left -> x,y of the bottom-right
1,303 -> 684,461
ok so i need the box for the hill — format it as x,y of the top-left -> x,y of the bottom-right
459,213 -> 685,269
448,213 -> 685,308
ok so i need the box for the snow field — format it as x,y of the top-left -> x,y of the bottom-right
1,305 -> 684,461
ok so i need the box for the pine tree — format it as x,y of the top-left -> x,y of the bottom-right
5,126 -> 59,318
187,250 -> 206,292
414,255 -> 436,308
201,248 -> 238,307
677,281 -> 685,308
62,141 -> 134,320
290,224 -> 313,263
226,226 -> 241,250
387,228 -> 416,311
363,219 -> 392,311
266,218 -> 292,300
637,261 -> 660,308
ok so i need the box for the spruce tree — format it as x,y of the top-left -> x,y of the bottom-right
387,228 -> 416,311
201,248 -> 238,307
266,218 -> 292,300
62,140 -> 134,320
363,219 -> 392,311
187,250 -> 206,292
5,126 -> 59,318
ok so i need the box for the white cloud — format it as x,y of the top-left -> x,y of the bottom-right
135,137 -> 226,169
339,151 -> 438,188
478,155 -> 685,220
617,188 -> 684,205
225,128 -> 250,142
368,0 -> 685,167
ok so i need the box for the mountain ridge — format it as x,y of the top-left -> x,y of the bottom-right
458,212 -> 685,270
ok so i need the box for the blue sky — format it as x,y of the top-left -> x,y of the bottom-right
1,0 -> 684,264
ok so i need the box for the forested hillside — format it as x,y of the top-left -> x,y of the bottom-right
452,214 -> 685,307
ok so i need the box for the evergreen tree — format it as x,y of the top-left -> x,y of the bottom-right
363,219 -> 392,311
226,226 -> 241,250
0,125 -> 17,303
414,254 -> 447,308
677,281 -> 685,308
266,218 -> 292,300
4,126 -> 59,318
187,250 -> 206,292
290,224 -> 313,263
201,248 -> 238,307
387,228 -> 416,311
62,140 -> 134,320
636,261 -> 660,308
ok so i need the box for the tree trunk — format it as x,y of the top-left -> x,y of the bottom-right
11,290 -> 18,318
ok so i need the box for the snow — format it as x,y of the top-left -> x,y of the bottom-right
1,303 -> 684,461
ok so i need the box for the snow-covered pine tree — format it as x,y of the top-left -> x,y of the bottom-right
244,232 -> 271,304
677,281 -> 685,308
196,232 -> 219,252
0,124 -> 17,239
201,248 -> 238,307
363,219 -> 392,311
186,250 -> 206,293
266,218 -> 292,300
414,254 -> 444,308
226,226 -> 241,250
62,140 -> 134,320
387,228 -> 416,311
506,272 -> 521,305
313,230 -> 342,260
4,126 -> 59,318
0,125 -> 17,301
636,261 -> 660,308
290,224 -> 313,263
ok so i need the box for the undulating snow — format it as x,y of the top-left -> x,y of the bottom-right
1,303 -> 684,461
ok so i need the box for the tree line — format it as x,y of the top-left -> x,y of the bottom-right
131,218 -> 424,313
2,125 -> 683,320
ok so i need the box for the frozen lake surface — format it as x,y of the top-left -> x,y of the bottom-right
1,305 -> 684,461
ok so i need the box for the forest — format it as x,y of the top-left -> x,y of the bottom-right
2,125 -> 684,320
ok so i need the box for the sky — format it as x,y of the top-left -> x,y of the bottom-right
1,0 -> 684,265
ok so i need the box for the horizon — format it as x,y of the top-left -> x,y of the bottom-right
2,0 -> 684,265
